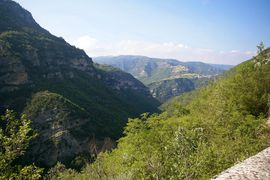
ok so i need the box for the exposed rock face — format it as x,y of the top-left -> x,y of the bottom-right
0,57 -> 28,86
212,147 -> 270,180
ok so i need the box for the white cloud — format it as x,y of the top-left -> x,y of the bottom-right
72,36 -> 256,65
73,35 -> 98,50
230,50 -> 240,53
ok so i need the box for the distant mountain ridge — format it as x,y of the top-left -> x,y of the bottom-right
94,55 -> 233,84
94,55 -> 232,101
209,63 -> 234,71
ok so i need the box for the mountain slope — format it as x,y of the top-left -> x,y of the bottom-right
0,0 -> 159,166
148,78 -> 195,102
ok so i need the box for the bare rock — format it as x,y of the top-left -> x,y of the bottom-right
212,147 -> 270,180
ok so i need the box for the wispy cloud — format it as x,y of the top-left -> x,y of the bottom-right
72,35 -> 256,65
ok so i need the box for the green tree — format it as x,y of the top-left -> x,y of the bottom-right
257,41 -> 265,54
254,42 -> 270,68
0,110 -> 43,179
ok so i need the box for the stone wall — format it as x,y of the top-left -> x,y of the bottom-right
212,147 -> 270,179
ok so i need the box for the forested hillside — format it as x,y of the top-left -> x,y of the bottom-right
0,0 -> 159,168
56,48 -> 270,179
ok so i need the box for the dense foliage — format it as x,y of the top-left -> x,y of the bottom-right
56,48 -> 270,179
0,110 -> 43,179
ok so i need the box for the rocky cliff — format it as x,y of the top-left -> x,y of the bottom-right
0,0 -> 159,167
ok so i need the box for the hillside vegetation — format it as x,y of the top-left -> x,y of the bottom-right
57,48 -> 270,179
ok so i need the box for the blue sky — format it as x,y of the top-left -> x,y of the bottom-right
16,0 -> 270,64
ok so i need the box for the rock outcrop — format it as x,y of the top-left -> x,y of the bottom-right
212,147 -> 270,180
